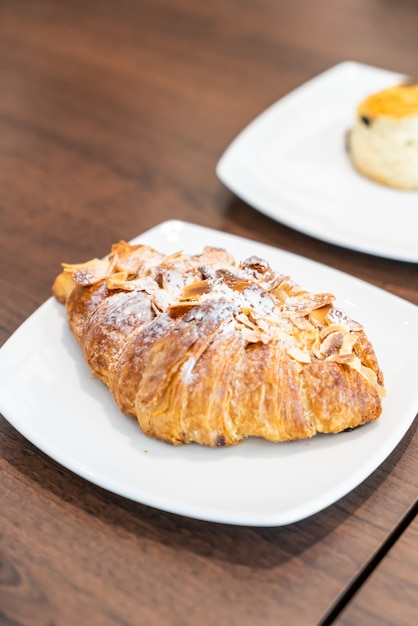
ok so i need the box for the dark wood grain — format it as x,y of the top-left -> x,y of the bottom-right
335,514 -> 418,626
0,1 -> 417,625
1,419 -> 416,626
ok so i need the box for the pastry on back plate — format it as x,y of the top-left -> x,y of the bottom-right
348,82 -> 418,189
52,241 -> 385,446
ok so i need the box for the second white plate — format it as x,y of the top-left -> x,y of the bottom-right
217,61 -> 418,262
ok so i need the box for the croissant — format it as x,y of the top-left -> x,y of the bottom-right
52,241 -> 385,446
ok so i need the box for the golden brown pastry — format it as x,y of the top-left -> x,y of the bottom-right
52,241 -> 385,446
348,82 -> 418,189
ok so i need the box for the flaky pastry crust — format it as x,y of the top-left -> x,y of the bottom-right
52,241 -> 385,446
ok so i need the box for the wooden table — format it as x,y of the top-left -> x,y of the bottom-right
1,1 -> 417,624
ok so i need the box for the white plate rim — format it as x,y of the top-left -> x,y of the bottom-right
216,61 -> 418,263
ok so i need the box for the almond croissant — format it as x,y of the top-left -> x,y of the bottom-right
52,241 -> 385,446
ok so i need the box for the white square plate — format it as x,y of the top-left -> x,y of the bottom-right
0,221 -> 417,526
217,62 -> 418,262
